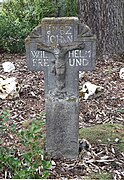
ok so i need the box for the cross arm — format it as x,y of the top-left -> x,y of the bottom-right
59,42 -> 85,57
37,43 -> 53,53
37,41 -> 85,58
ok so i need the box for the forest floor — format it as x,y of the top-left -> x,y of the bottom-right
0,53 -> 124,179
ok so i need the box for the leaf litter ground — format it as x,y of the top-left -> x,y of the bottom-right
0,53 -> 124,179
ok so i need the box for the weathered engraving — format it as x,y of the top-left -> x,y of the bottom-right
25,17 -> 96,159
46,25 -> 73,44
31,51 -> 49,67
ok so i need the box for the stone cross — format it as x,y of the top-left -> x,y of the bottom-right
25,17 -> 96,159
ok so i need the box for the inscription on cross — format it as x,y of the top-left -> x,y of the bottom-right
26,17 -> 96,159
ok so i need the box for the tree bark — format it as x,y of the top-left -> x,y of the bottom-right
78,0 -> 124,56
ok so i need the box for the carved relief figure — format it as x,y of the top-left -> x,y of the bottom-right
37,42 -> 85,96
53,45 -> 66,91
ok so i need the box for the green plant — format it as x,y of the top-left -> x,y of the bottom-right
0,0 -> 57,53
0,111 -> 51,179
65,0 -> 78,16
0,0 -> 78,53
53,0 -> 78,17
0,110 -> 10,122
84,172 -> 112,180
0,13 -> 30,53
116,109 -> 124,113
105,66 -> 113,74
0,110 -> 10,137
79,123 -> 124,152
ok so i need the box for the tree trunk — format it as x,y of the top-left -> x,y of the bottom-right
78,0 -> 124,56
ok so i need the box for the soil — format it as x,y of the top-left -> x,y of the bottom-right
0,53 -> 124,179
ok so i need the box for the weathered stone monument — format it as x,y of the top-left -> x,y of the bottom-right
25,17 -> 96,159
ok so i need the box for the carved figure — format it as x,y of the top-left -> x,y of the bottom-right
37,42 -> 85,96
53,45 -> 66,91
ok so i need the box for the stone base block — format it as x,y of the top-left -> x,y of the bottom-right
45,95 -> 79,159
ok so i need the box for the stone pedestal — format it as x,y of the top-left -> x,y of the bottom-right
46,95 -> 79,159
